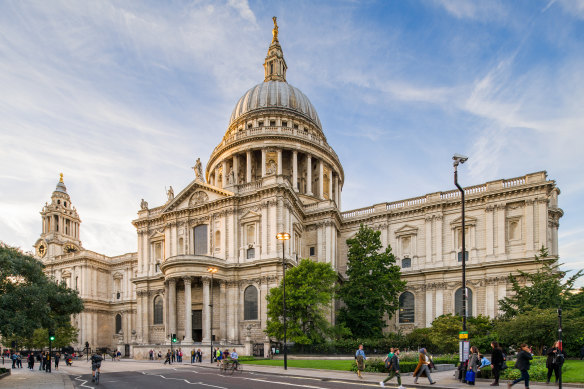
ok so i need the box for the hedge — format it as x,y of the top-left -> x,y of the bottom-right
350,357 -> 458,373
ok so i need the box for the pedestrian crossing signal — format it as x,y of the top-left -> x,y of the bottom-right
49,330 -> 55,341
172,334 -> 177,343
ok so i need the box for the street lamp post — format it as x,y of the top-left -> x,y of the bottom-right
276,232 -> 290,370
207,267 -> 218,364
453,153 -> 469,362
558,308 -> 563,389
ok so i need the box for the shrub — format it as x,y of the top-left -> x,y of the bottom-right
350,356 -> 458,373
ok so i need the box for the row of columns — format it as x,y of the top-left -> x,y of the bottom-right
211,149 -> 342,206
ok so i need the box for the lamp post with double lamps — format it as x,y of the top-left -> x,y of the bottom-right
276,232 -> 290,370
453,153 -> 469,363
207,266 -> 218,364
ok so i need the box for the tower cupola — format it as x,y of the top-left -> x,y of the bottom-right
263,17 -> 287,82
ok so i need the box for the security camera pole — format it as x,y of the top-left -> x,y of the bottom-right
453,154 -> 469,363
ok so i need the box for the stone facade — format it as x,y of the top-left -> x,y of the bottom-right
35,21 -> 563,357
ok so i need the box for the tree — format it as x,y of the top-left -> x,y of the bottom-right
265,258 -> 337,345
499,246 -> 583,318
30,324 -> 79,349
337,224 -> 406,338
428,314 -> 493,353
0,243 -> 84,340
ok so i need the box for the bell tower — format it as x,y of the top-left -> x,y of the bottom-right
35,173 -> 82,260
263,17 -> 287,82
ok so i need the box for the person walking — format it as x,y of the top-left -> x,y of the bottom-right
413,348 -> 436,385
508,344 -> 533,389
45,352 -> 51,373
164,349 -> 172,365
490,341 -> 505,386
466,346 -> 480,385
28,353 -> 35,370
54,352 -> 60,371
380,348 -> 404,388
546,341 -> 563,384
38,352 -> 44,370
355,344 -> 366,379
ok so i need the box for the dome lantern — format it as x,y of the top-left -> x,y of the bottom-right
264,17 -> 287,82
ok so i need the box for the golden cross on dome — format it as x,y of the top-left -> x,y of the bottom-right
59,173 -> 64,183
272,16 -> 278,42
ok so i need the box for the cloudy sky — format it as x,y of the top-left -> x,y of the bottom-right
1,0 -> 583,283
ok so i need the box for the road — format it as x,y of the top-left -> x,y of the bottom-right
71,366 -> 383,389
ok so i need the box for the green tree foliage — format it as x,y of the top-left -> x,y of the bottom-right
499,246 -> 582,318
337,224 -> 406,338
30,324 -> 79,349
265,258 -> 337,345
495,308 -> 584,356
0,243 -> 84,340
428,314 -> 493,353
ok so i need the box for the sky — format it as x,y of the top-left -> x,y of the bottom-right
1,0 -> 583,284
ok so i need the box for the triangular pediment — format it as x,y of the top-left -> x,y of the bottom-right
241,210 -> 261,222
395,224 -> 418,237
450,215 -> 477,227
149,230 -> 164,240
162,180 -> 234,213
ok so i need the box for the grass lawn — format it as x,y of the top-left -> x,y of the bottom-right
562,360 -> 584,383
240,359 -> 353,371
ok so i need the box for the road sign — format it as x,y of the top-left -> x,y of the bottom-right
459,331 -> 468,339
459,340 -> 470,362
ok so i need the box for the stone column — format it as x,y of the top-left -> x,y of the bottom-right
277,149 -> 282,175
261,150 -> 266,177
202,277 -> 210,342
425,216 -> 432,263
220,281 -> 227,342
319,160 -> 324,199
436,215 -> 443,263
168,278 -> 177,337
486,207 -> 494,257
141,294 -> 149,344
183,277 -> 193,344
233,154 -> 239,185
306,154 -> 313,195
222,161 -> 228,188
425,288 -> 434,327
246,150 -> 252,183
292,150 -> 298,191
232,284 -> 240,343
497,204 -> 506,255
328,167 -> 333,200
525,200 -> 534,254
136,292 -> 143,342
435,289 -> 444,317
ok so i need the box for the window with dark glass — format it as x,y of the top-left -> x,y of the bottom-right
247,247 -> 255,259
244,286 -> 258,320
153,296 -> 163,325
455,287 -> 473,317
399,292 -> 415,323
194,224 -> 208,255
115,314 -> 122,334
402,257 -> 412,268
309,246 -> 315,256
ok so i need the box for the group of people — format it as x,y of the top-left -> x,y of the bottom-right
7,351 -> 66,372
214,348 -> 240,369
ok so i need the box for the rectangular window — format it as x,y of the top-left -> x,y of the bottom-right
247,248 -> 255,259
309,246 -> 315,256
270,120 -> 276,126
258,121 -> 263,127
282,121 -> 287,127
194,225 -> 208,255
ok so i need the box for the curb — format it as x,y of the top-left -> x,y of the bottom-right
0,370 -> 11,380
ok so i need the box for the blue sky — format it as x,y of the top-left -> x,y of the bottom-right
1,0 -> 583,284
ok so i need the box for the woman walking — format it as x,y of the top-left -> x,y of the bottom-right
490,341 -> 505,386
546,341 -> 563,384
508,344 -> 533,389
466,346 -> 480,385
413,348 -> 436,385
355,344 -> 366,379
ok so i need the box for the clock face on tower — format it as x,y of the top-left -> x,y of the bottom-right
37,241 -> 47,258
64,244 -> 78,254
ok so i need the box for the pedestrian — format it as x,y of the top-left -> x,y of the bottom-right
355,344 -> 366,379
508,344 -> 533,389
45,352 -> 51,373
171,349 -> 176,362
38,352 -> 44,370
197,348 -> 202,363
164,349 -> 171,365
158,350 -> 162,360
11,352 -> 16,369
546,341 -> 563,384
380,348 -> 404,388
28,353 -> 35,370
413,348 -> 436,385
54,352 -> 60,370
466,346 -> 480,385
490,341 -> 505,386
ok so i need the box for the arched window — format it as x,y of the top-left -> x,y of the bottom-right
194,225 -> 208,255
399,292 -> 415,323
153,295 -> 163,325
402,258 -> 412,268
244,286 -> 258,320
455,287 -> 473,317
115,314 -> 122,334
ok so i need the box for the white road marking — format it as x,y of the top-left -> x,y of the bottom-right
140,371 -> 228,388
72,374 -> 94,389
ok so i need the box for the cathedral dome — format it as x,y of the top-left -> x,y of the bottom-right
229,81 -> 322,130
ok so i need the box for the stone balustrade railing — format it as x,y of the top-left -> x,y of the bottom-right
211,126 -> 340,163
341,171 -> 547,220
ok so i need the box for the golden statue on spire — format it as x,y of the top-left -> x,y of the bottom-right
59,173 -> 64,183
272,16 -> 279,42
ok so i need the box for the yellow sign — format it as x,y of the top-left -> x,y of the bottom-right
459,332 -> 468,339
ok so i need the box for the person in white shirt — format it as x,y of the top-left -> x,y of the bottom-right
230,349 -> 239,369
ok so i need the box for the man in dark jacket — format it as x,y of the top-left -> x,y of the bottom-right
508,344 -> 533,389
380,348 -> 403,388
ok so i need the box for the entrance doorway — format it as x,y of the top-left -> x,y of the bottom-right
192,310 -> 202,342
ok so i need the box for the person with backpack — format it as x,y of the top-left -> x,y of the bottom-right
508,344 -> 533,389
90,352 -> 103,383
546,341 -> 564,384
380,348 -> 404,388
355,344 -> 366,379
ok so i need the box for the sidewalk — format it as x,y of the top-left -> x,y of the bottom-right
0,367 -> 74,388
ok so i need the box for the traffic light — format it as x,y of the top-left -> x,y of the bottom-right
171,334 -> 177,343
49,330 -> 55,342
85,341 -> 89,349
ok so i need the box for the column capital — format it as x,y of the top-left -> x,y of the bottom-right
167,277 -> 177,285
202,276 -> 211,285
182,276 -> 192,285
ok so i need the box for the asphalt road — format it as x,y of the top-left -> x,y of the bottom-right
70,366 -> 385,389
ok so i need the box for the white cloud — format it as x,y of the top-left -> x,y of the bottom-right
433,0 -> 507,21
